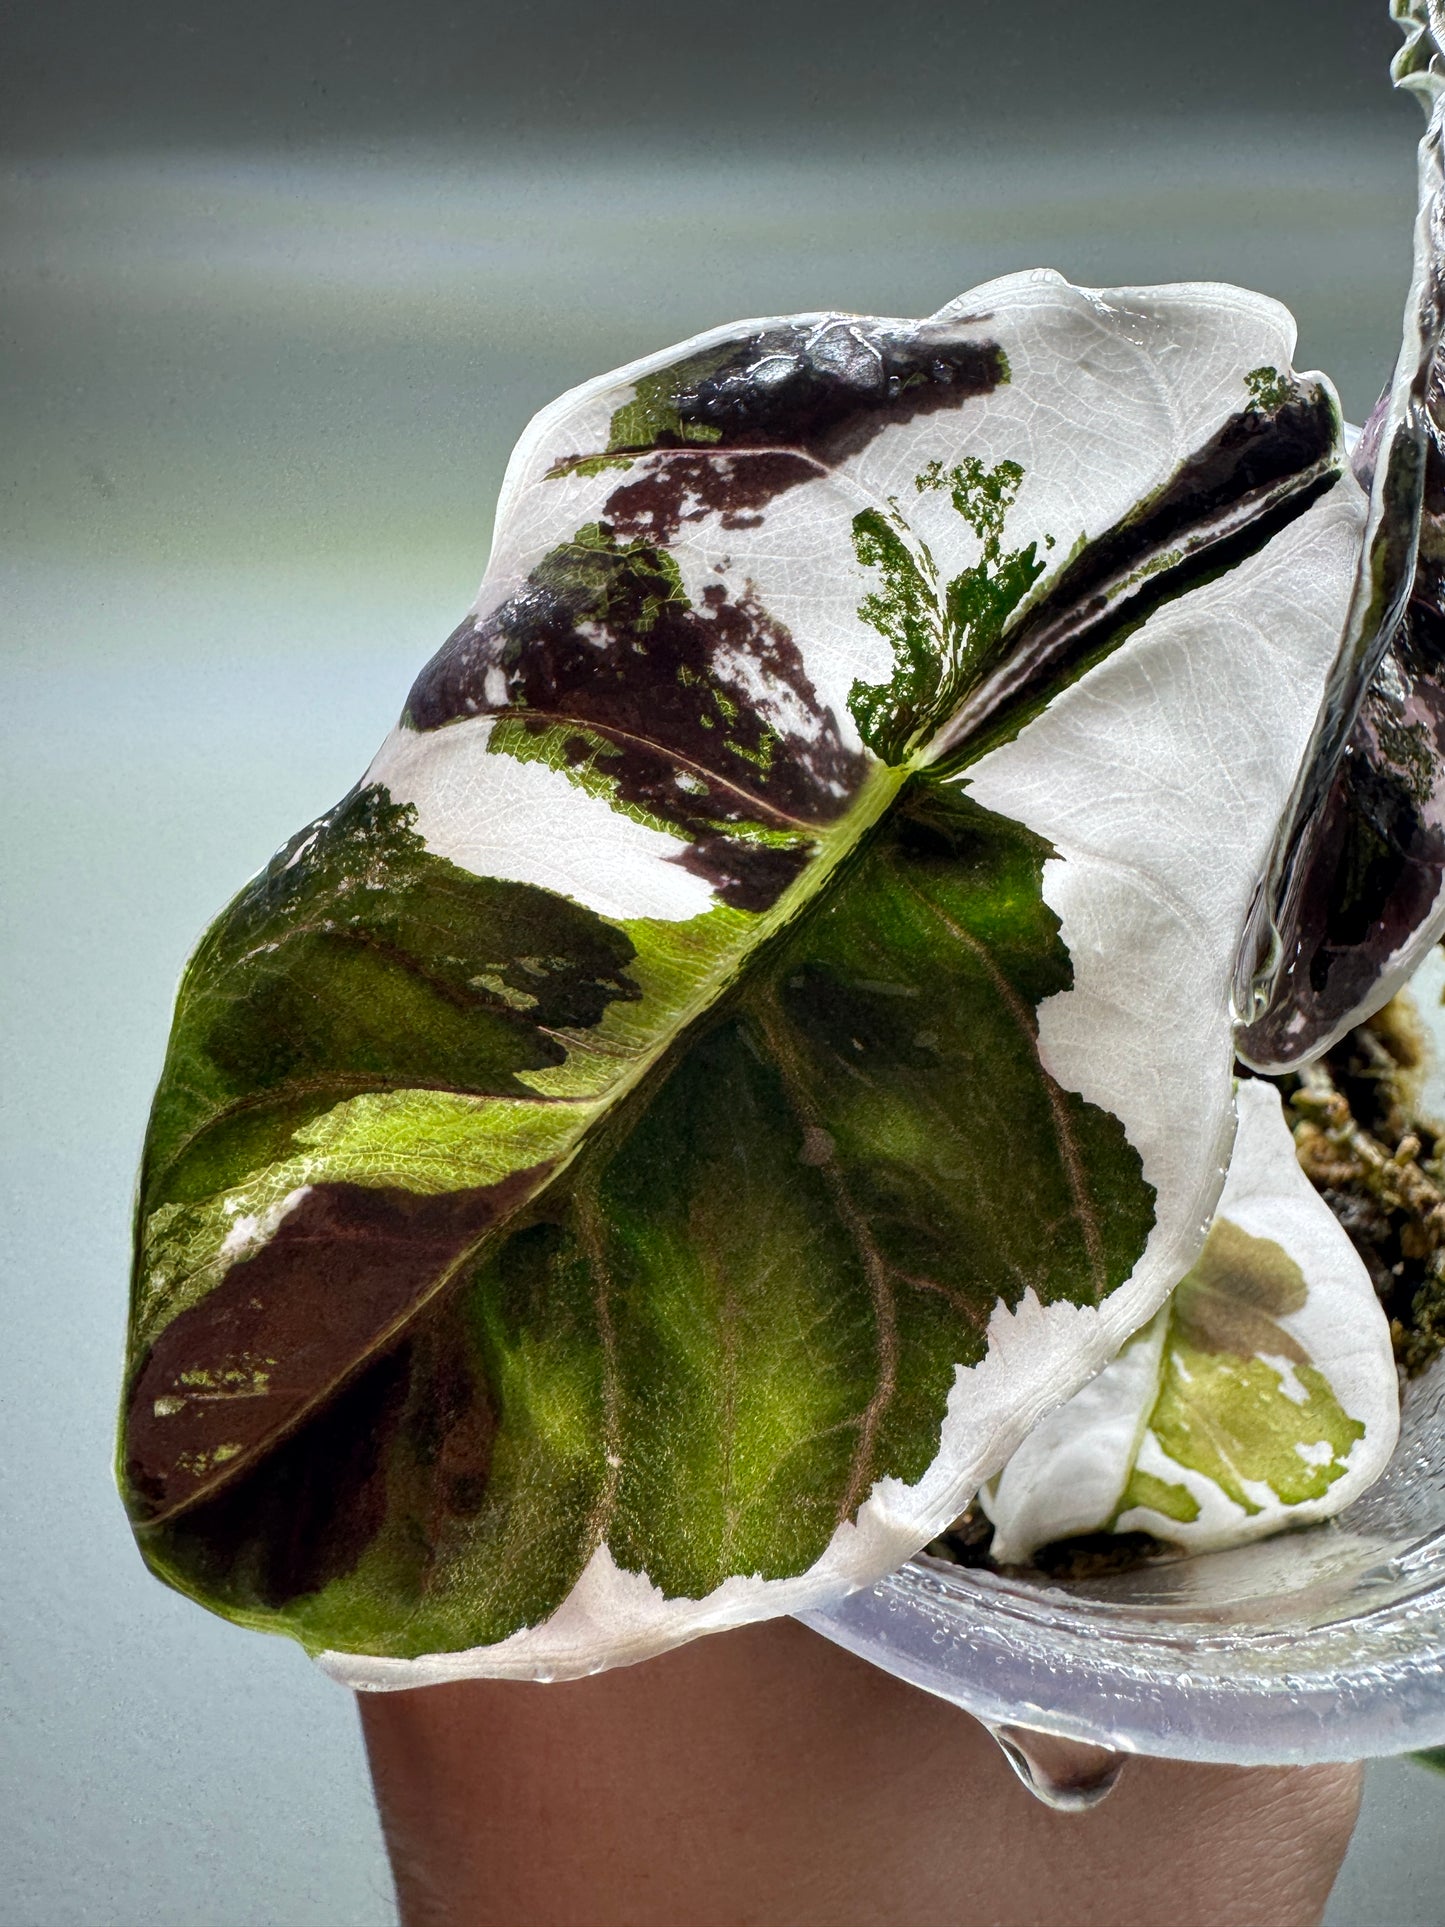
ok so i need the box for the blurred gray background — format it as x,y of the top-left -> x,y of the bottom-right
4,1 -> 1445,1920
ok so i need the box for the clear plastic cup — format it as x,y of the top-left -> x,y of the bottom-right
801,1353 -> 1445,1768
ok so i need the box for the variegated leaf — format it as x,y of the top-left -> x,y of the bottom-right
980,1078 -> 1400,1562
122,268 -> 1365,1684
1239,0 -> 1445,1068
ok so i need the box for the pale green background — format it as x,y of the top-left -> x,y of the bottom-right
5,0 -> 1445,1917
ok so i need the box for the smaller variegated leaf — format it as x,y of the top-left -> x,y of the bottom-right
980,1079 -> 1400,1563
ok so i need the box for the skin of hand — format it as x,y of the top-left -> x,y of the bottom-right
359,1614 -> 1362,1927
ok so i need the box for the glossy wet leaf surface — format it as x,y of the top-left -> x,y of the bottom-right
123,268 -> 1370,1679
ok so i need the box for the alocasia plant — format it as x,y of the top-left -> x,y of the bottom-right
120,0 -> 1445,1687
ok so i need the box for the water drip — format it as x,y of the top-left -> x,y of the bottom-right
986,1723 -> 1127,1811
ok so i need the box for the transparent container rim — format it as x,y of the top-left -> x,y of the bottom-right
799,1551 -> 1445,1766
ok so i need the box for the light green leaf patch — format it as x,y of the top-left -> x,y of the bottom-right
981,1078 -> 1400,1562
134,1089 -> 603,1351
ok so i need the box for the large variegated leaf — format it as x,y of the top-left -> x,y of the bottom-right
122,268 -> 1365,1684
979,1079 -> 1400,1562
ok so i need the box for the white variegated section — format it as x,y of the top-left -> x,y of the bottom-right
977,1308 -> 1169,1563
217,1183 -> 314,1263
365,717 -> 716,923
978,1080 -> 1399,1563
962,477 -> 1366,1419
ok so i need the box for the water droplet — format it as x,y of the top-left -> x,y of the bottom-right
985,1722 -> 1127,1811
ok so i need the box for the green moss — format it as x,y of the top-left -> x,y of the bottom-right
1284,1000 -> 1445,1377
